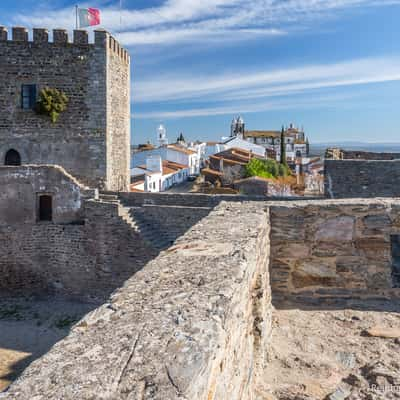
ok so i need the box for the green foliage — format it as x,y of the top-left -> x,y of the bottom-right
245,158 -> 290,179
36,87 -> 68,123
245,158 -> 273,179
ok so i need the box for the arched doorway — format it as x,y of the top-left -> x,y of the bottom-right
4,149 -> 21,166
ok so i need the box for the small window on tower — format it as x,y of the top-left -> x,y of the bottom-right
21,84 -> 37,110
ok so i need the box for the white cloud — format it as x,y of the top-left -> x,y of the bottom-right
133,92 -> 357,119
11,0 -> 400,46
133,56 -> 400,103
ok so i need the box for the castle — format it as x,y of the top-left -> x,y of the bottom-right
0,26 -> 130,191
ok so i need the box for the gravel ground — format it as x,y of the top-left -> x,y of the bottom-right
256,301 -> 400,400
0,297 -> 95,392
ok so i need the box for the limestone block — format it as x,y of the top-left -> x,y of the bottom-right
274,242 -> 310,258
315,216 -> 355,242
312,241 -> 357,258
362,214 -> 391,230
355,237 -> 390,261
366,327 -> 400,339
292,259 -> 337,288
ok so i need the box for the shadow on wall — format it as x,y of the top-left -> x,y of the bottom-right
0,193 -> 216,392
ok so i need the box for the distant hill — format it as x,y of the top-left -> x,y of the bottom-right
309,142 -> 400,157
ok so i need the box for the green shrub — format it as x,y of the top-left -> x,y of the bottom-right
36,87 -> 68,123
245,158 -> 290,179
245,158 -> 274,179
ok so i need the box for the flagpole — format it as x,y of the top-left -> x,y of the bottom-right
75,5 -> 78,30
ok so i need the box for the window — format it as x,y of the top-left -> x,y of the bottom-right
4,149 -> 21,166
21,84 -> 37,109
38,195 -> 53,222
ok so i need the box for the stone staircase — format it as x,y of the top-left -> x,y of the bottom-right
98,193 -> 173,251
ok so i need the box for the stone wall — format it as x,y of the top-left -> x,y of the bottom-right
326,148 -> 400,160
0,165 -> 91,224
2,202 -> 272,400
0,198 -> 159,300
118,191 -> 300,208
269,199 -> 400,302
324,159 -> 400,198
0,27 -> 130,190
0,165 -> 152,298
106,35 -> 131,191
0,166 -> 216,299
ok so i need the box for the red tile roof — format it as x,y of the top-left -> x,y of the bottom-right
168,144 -> 197,155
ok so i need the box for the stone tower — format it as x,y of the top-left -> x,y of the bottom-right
230,116 -> 245,138
157,124 -> 168,147
0,26 -> 131,191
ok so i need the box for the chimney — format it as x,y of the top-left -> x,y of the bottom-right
146,155 -> 162,173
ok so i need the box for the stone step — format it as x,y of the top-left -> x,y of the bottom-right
117,205 -> 173,251
100,194 -> 119,201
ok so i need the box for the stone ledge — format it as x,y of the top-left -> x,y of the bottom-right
1,201 -> 271,400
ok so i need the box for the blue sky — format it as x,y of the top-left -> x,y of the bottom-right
1,0 -> 400,144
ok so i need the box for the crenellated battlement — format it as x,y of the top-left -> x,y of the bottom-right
0,26 -> 129,63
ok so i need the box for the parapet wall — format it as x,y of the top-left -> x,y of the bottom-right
0,165 -> 89,224
324,159 -> 400,198
117,191 -> 314,208
326,148 -> 400,160
0,26 -> 129,62
2,202 -> 272,400
269,199 -> 400,302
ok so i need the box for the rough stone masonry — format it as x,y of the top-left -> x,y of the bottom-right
1,201 -> 272,400
324,151 -> 400,198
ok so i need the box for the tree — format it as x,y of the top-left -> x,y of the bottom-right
280,126 -> 287,165
177,133 -> 185,143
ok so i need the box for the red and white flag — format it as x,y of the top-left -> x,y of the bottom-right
78,8 -> 101,28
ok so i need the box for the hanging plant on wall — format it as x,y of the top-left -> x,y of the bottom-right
36,87 -> 69,123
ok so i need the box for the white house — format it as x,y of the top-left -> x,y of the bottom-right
132,145 -> 200,176
221,136 -> 267,158
188,141 -> 225,168
131,155 -> 190,192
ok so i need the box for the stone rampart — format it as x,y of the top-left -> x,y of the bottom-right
324,159 -> 400,198
2,202 -> 272,400
269,198 -> 400,303
0,166 -> 214,299
0,198 -> 158,299
117,191 -> 316,208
